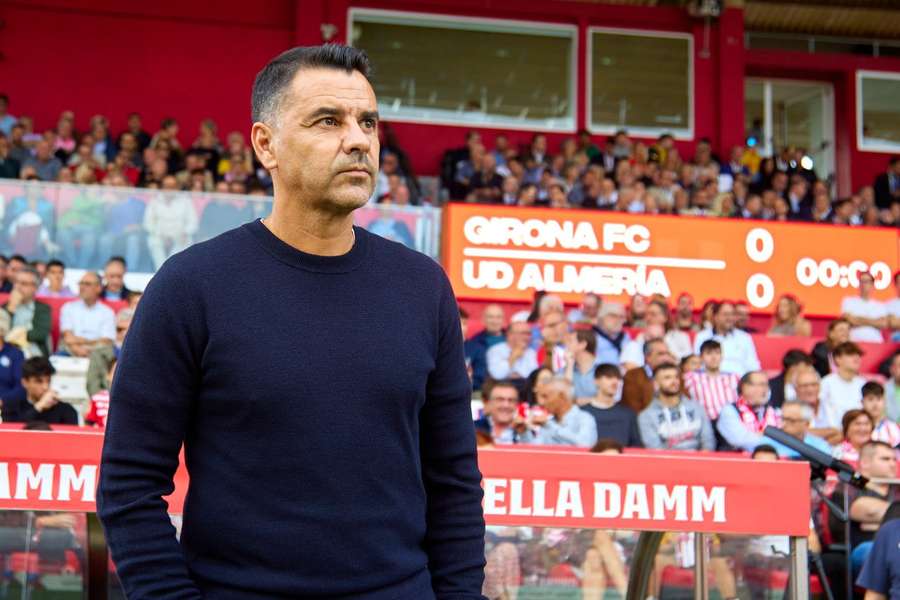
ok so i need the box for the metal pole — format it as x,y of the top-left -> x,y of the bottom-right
625,531 -> 664,600
789,536 -> 809,600
694,532 -> 708,600
844,485 -> 852,600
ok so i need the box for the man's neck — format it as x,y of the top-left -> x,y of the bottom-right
860,293 -> 870,302
713,326 -> 732,336
592,393 -> 615,409
704,365 -> 720,376
49,281 -> 62,292
552,403 -> 574,422
263,199 -> 356,257
837,368 -> 857,382
658,393 -> 681,408
83,298 -> 97,307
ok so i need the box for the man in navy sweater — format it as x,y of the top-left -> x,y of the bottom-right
98,45 -> 486,599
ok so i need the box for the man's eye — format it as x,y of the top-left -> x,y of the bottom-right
362,119 -> 377,129
322,117 -> 337,126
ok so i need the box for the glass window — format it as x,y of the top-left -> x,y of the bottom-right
588,28 -> 693,138
349,10 -> 576,131
858,71 -> 900,152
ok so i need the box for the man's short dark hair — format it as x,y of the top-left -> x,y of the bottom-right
862,381 -> 885,398
713,300 -> 734,316
47,259 -> 65,270
8,255 -> 26,265
739,370 -> 765,394
699,339 -> 721,355
643,338 -> 666,357
751,444 -> 778,459
653,362 -> 679,378
575,328 -> 597,355
833,341 -> 863,358
22,357 -> 55,380
0,94 -> 8,105
106,256 -> 127,269
251,45 -> 372,125
782,349 -> 812,371
487,380 -> 519,401
594,363 -> 621,380
590,439 -> 624,454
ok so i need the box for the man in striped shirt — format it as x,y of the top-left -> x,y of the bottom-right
683,340 -> 740,421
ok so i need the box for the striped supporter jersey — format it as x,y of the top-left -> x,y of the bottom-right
683,370 -> 740,421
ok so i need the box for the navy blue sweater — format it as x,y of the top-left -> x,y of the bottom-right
98,220 -> 486,599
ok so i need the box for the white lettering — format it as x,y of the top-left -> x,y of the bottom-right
57,464 -> 97,502
462,216 -> 599,250
509,479 -> 531,516
531,480 -> 555,517
14,463 -> 54,501
483,479 -> 507,515
593,482 -> 622,518
513,263 -> 671,297
691,485 -> 726,522
0,463 -> 9,500
462,259 -> 514,289
622,483 -> 651,520
653,484 -> 688,521
555,481 -> 584,518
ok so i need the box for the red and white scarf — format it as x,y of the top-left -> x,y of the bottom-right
734,396 -> 781,434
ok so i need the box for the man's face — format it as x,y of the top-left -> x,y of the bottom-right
858,273 -> 874,298
487,386 -> 518,426
654,369 -> 681,396
835,352 -> 861,374
14,273 -> 37,303
35,141 -> 50,161
535,384 -> 563,413
7,259 -> 24,282
482,305 -> 505,334
862,446 -> 897,479
22,375 -> 50,402
541,312 -> 567,345
128,115 -> 141,131
105,261 -> 125,292
677,294 -> 693,316
79,274 -> 102,303
714,303 -> 735,333
701,348 -> 722,371
646,341 -> 670,369
600,307 -> 626,335
255,67 -> 379,212
735,304 -> 750,328
596,374 -> 620,397
781,404 -> 810,439
47,265 -> 63,287
795,371 -> 820,406
582,295 -> 600,320
507,322 -> 531,348
742,372 -> 769,405
862,394 -> 886,419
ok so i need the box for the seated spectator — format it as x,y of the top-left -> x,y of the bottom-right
794,367 -> 842,445
567,292 -> 601,326
4,266 -> 51,357
638,363 -> 715,451
37,259 -> 76,298
733,301 -> 757,333
518,376 -> 597,447
593,302 -> 630,366
5,255 -> 26,289
0,311 -> 24,398
473,380 -> 521,445
884,352 -> 900,422
811,318 -> 851,377
680,353 -> 701,373
98,256 -> 133,302
863,381 -> 900,448
649,299 -> 692,359
1,357 -> 77,424
486,318 -> 538,380
872,155 -> 900,209
627,294 -> 648,328
673,293 -> 699,332
841,271 -> 887,342
536,309 -> 568,372
59,272 -> 116,357
620,323 -> 665,369
23,140 -> 63,181
821,342 -> 866,429
144,176 -> 199,270
563,329 -> 599,403
768,349 -> 814,409
85,357 -> 115,428
856,512 -> 900,600
524,366 -> 554,407
829,442 -> 898,573
464,304 -> 505,392
583,364 -> 642,447
768,294 -> 812,337
716,371 -> 781,452
833,409 -> 876,462
467,153 -> 504,204
683,339 -> 740,422
693,300 -> 761,375
765,400 -> 833,458
621,338 -> 671,414
86,308 -> 132,397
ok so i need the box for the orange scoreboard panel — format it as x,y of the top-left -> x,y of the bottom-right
442,204 -> 899,316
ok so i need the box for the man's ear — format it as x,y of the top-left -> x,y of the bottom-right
251,122 -> 277,171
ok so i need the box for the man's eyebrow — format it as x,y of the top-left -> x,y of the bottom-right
304,107 -> 343,122
360,110 -> 380,122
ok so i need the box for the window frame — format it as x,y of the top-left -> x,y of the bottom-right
586,26 -> 695,140
856,69 -> 900,153
347,7 -> 579,132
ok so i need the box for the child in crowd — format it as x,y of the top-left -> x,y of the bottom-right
863,380 -> 900,447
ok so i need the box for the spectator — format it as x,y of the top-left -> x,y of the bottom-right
884,352 -> 900,422
0,94 -> 16,136
86,308 -> 132,397
486,318 -> 538,380
467,153 -> 504,204
716,371 -> 781,452
733,301 -> 757,333
144,176 -> 199,270
567,292 -> 601,326
583,363 -> 643,447
519,376 -> 597,447
100,256 -> 133,302
482,527 -> 521,600
118,112 -> 151,153
886,271 -> 900,342
0,311 -> 24,398
473,380 -> 521,445
873,155 -> 900,209
863,381 -> 900,448
593,302 -> 630,365
0,135 -> 21,179
535,309 -> 568,372
856,515 -> 900,600
793,367 -> 842,445
59,271 -> 116,357
680,353 -> 701,373
627,294 -> 648,328
22,140 -> 62,181
693,300 -> 761,375
621,338 -> 671,414
683,339 -> 741,422
37,259 -> 76,298
699,299 -> 717,330
649,299 -> 692,359
85,357 -> 116,428
766,400 -> 833,458
841,271 -> 887,342
638,363 -> 716,451
4,266 -> 51,357
820,342 -> 866,429
464,304 -> 505,392
811,318 -> 851,377
524,366 -> 554,407
57,182 -> 105,268
5,255 -> 26,290
768,294 -> 812,337
563,329 -> 599,403
0,357 -> 77,424
673,292 -> 699,332
833,409 -> 876,462
768,349 -> 814,409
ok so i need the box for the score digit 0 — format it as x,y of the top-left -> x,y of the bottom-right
744,228 -> 775,309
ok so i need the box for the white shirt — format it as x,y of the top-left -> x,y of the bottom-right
486,342 -> 539,380
620,330 -> 694,367
841,296 -> 886,342
819,373 -> 865,429
693,328 -> 761,375
60,299 -> 116,342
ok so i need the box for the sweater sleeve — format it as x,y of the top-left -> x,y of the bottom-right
420,273 -> 487,600
97,260 -> 205,599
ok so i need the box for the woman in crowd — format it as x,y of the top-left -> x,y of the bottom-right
832,409 -> 875,462
812,318 -> 851,376
562,328 -> 598,404
699,299 -> 719,331
628,294 -> 648,328
768,294 -> 812,337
